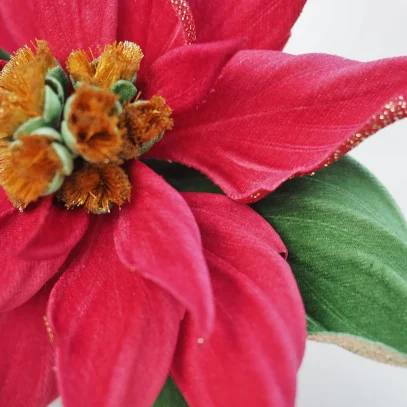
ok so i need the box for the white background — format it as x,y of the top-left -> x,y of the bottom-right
286,0 -> 407,406
50,0 -> 407,406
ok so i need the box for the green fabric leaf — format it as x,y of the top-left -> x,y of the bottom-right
153,377 -> 189,407
146,157 -> 407,366
0,48 -> 10,61
145,159 -> 223,194
252,157 -> 407,366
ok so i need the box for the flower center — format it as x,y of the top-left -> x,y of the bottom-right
0,41 -> 173,213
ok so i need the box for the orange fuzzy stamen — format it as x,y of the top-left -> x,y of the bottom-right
121,95 -> 173,159
58,163 -> 131,213
0,41 -> 56,137
0,135 -> 62,209
66,50 -> 97,86
67,86 -> 124,164
67,41 -> 143,89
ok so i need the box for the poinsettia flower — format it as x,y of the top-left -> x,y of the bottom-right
1,0 -> 407,407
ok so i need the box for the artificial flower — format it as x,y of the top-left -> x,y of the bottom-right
0,1 -> 407,407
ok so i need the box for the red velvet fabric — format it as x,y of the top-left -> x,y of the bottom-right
143,39 -> 242,113
114,161 -> 214,336
47,217 -> 185,407
0,286 -> 58,407
117,0 -> 188,76
172,193 -> 306,407
148,50 -> 407,202
2,0 -> 405,406
188,0 -> 307,50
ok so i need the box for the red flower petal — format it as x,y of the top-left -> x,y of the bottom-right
0,0 -> 36,51
171,193 -> 306,407
117,0 -> 189,77
48,217 -> 184,407
144,39 -> 242,114
0,194 -> 87,311
189,0 -> 306,50
0,287 -> 58,407
1,0 -> 118,62
114,161 -> 214,336
14,201 -> 89,261
148,51 -> 407,203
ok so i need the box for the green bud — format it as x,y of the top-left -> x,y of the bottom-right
43,85 -> 63,128
111,80 -> 138,103
52,142 -> 74,175
14,117 -> 47,138
46,65 -> 69,94
45,76 -> 65,105
41,172 -> 65,196
0,48 -> 10,61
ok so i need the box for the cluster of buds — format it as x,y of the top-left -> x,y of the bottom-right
0,41 -> 173,213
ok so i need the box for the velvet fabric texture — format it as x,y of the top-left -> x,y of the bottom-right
1,1 -> 407,406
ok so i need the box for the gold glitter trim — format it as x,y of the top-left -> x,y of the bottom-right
309,333 -> 407,367
43,315 -> 55,343
170,0 -> 196,43
319,96 -> 407,170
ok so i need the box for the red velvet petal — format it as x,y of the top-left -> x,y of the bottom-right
15,202 -> 89,261
0,0 -> 36,51
0,287 -> 58,407
189,0 -> 306,50
172,193 -> 306,407
0,252 -> 66,313
144,39 -> 242,114
0,196 -> 89,261
149,51 -> 407,203
0,196 -> 87,311
114,161 -> 214,336
34,0 -> 118,62
117,0 -> 189,78
48,217 -> 184,407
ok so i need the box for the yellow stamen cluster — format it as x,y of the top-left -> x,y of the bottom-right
66,86 -> 124,164
58,164 -> 131,214
0,40 -> 173,214
0,135 -> 62,209
121,96 -> 173,159
0,41 -> 56,138
67,41 -> 144,89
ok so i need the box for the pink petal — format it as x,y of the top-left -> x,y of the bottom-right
14,202 -> 89,261
1,0 -> 118,62
0,286 -> 58,407
117,0 -> 189,78
0,0 -> 36,51
172,193 -> 306,407
189,0 -> 306,50
48,217 -> 184,407
0,196 -> 88,311
0,8 -> 19,53
114,161 -> 214,336
144,39 -> 242,114
148,51 -> 407,203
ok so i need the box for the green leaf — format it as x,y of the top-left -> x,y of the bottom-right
0,48 -> 10,61
145,159 -> 223,194
153,377 -> 189,407
252,156 -> 407,366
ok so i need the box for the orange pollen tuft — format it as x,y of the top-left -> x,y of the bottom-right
0,41 -> 57,135
66,50 -> 97,86
58,163 -> 131,214
67,86 -> 124,164
0,135 -> 62,209
121,95 -> 173,158
67,41 -> 143,89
